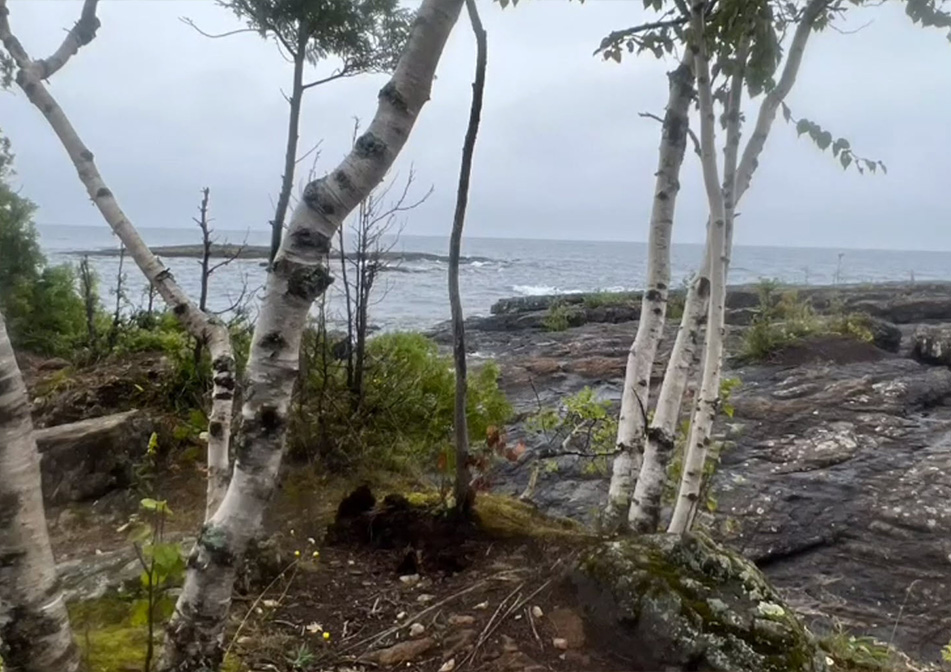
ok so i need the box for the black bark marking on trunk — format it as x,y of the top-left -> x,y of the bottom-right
289,227 -> 331,254
653,307 -> 663,316
379,81 -> 409,114
657,190 -> 669,201
42,102 -> 53,115
208,421 -> 224,439
212,356 -> 233,374
333,169 -> 353,192
657,282 -> 668,290
80,150 -> 93,161
302,179 -> 337,217
354,132 -> 387,159
259,331 -> 287,352
645,289 -> 663,302
0,491 -> 23,531
696,276 -> 711,298
173,303 -> 189,316
0,606 -> 76,669
95,187 -> 111,199
196,523 -> 235,567
286,265 -> 334,302
213,391 -> 234,401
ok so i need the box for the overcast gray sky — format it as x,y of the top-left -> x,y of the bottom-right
3,0 -> 949,249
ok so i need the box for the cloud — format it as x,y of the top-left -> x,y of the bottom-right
3,0 -> 949,250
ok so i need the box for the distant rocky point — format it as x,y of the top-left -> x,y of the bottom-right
73,243 -> 495,266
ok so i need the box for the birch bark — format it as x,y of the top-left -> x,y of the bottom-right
160,0 -> 465,666
667,23 -> 744,534
632,0 -> 829,532
0,311 -> 81,672
0,2 -> 235,519
604,53 -> 695,529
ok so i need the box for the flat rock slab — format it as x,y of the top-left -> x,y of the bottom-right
36,409 -> 153,504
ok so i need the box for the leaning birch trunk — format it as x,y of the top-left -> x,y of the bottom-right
449,0 -> 487,514
0,311 -> 81,672
160,0 -> 465,667
633,0 -> 829,532
603,53 -> 694,529
666,24 -> 743,535
0,1 -> 235,519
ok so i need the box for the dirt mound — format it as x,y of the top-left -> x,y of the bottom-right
327,488 -> 482,575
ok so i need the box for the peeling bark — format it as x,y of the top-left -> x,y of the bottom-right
449,0 -> 487,513
604,53 -> 695,530
160,0 -> 465,667
0,311 -> 81,672
0,0 -> 235,520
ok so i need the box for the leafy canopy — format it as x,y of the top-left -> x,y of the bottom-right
222,0 -> 413,74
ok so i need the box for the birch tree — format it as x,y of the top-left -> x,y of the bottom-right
2,0 -> 465,666
633,0 -> 828,532
161,0 -> 465,666
603,51 -> 696,529
449,0 -> 488,513
0,308 -> 81,672
0,0 -> 236,521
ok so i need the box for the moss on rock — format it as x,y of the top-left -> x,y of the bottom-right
572,532 -> 829,672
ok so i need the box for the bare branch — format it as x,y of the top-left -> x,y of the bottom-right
639,111 -> 701,157
179,16 -> 259,41
301,68 -> 352,90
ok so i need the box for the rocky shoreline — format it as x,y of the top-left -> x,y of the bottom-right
430,281 -> 951,661
29,280 -> 951,662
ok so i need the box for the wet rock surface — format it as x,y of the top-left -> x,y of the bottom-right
454,282 -> 951,661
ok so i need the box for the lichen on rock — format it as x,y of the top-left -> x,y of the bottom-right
572,532 -> 829,672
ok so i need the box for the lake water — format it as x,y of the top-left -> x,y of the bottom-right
38,224 -> 951,332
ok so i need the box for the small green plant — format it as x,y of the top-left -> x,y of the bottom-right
543,301 -> 572,331
582,290 -> 633,309
821,624 -> 892,670
127,498 -> 185,672
287,643 -> 316,670
742,280 -> 874,362
522,387 -> 618,496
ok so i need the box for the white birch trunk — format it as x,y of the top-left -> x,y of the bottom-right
666,12 -> 734,535
160,0 -> 465,667
634,0 -> 827,532
604,53 -> 694,529
0,3 -> 235,519
0,311 -> 81,672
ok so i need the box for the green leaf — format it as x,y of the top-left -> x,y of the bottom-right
140,498 -> 171,515
840,153 -> 853,170
878,161 -> 888,175
780,102 -> 792,123
129,599 -> 151,627
795,119 -> 811,136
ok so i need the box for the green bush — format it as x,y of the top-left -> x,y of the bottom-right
289,330 -> 511,473
543,300 -> 585,332
741,281 -> 873,362
0,152 -> 88,357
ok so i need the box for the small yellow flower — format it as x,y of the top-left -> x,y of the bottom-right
312,551 -> 320,559
323,631 -> 331,641
294,550 -> 301,558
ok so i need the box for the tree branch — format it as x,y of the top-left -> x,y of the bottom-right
639,110 -> 701,157
32,0 -> 100,79
595,14 -> 687,56
301,69 -> 352,90
179,16 -> 259,40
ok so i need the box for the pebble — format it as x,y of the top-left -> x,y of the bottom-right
409,622 -> 426,637
439,659 -> 456,672
531,606 -> 543,618
417,593 -> 435,603
474,601 -> 489,610
399,574 -> 420,586
552,638 -> 569,650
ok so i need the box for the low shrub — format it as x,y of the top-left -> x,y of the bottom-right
289,330 -> 511,475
